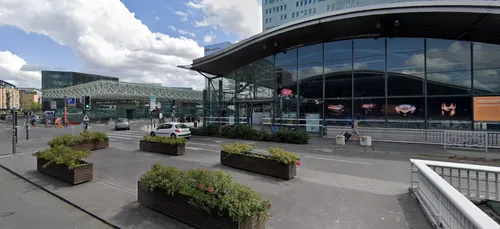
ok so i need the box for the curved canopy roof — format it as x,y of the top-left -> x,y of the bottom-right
42,80 -> 203,102
185,1 -> 500,76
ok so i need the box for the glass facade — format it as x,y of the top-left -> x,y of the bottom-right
41,71 -> 119,90
205,38 -> 500,131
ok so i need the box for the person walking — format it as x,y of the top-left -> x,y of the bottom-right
352,119 -> 360,141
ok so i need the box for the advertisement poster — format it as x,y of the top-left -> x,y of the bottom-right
474,96 -> 500,121
306,113 -> 320,133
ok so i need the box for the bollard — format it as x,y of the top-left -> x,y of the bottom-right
25,122 -> 29,141
12,135 -> 16,154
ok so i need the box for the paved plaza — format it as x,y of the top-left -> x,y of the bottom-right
2,121 -> 496,229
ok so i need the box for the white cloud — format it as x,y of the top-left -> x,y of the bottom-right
0,51 -> 41,88
203,34 -> 214,43
175,11 -> 189,22
154,16 -> 160,20
178,29 -> 196,38
187,0 -> 262,38
0,0 -> 205,89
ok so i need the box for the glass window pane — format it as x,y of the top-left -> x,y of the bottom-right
386,97 -> 425,129
473,42 -> 500,95
298,44 -> 323,132
387,38 -> 424,96
426,39 -> 471,95
324,40 -> 352,98
276,49 -> 298,122
354,38 -> 385,97
427,96 -> 472,130
324,99 -> 352,127
354,98 -> 385,128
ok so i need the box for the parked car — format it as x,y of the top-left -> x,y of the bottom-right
115,118 -> 130,130
149,122 -> 191,138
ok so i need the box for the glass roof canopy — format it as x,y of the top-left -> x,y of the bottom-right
42,80 -> 203,102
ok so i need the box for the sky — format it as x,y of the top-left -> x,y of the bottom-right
0,0 -> 263,90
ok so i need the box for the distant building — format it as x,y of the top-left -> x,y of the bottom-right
41,71 -> 119,110
41,71 -> 119,90
18,88 -> 42,110
0,80 -> 20,110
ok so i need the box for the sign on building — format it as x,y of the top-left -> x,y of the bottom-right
50,101 -> 57,109
149,96 -> 156,111
67,98 -> 76,106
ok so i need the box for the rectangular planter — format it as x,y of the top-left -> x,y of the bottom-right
36,158 -> 93,185
67,139 -> 109,151
137,182 -> 264,229
220,151 -> 296,180
139,140 -> 185,156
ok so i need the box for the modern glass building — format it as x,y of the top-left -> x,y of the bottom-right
183,1 -> 500,132
41,71 -> 119,90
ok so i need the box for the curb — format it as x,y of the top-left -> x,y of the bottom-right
0,163 -> 121,229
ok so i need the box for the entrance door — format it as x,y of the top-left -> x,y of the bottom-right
126,109 -> 134,119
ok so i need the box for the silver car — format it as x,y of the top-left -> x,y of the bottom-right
115,118 -> 130,130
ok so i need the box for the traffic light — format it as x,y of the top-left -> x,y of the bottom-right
83,96 -> 91,110
172,100 -> 176,110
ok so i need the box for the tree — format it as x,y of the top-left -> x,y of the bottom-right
24,102 -> 41,112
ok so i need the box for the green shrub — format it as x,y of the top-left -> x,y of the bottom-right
274,130 -> 309,144
33,145 -> 91,169
139,164 -> 270,223
268,147 -> 300,165
191,124 -> 309,144
48,131 -> 109,147
142,136 -> 187,145
221,142 -> 254,154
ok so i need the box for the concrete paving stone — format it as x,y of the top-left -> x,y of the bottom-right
0,146 -> 432,229
0,167 -> 112,229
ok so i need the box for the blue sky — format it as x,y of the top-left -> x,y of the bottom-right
0,0 -> 262,89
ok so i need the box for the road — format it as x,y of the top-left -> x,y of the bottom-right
0,122 -> 433,229
0,168 -> 112,229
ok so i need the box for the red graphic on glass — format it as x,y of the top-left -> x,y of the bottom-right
328,104 -> 344,112
395,104 -> 416,116
441,103 -> 456,117
281,88 -> 292,96
361,103 -> 376,115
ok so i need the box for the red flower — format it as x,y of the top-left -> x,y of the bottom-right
207,187 -> 214,193
198,184 -> 204,190
265,205 -> 270,209
296,160 -> 301,166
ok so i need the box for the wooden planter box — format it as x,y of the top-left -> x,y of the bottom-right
137,182 -> 264,229
139,140 -> 185,156
36,158 -> 93,185
66,139 -> 109,151
220,151 -> 296,180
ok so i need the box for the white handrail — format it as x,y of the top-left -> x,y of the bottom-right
411,159 -> 500,229
417,159 -> 500,174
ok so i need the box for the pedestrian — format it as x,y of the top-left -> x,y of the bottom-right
352,119 -> 360,141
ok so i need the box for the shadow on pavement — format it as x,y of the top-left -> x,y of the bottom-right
110,201 -> 194,229
210,163 -> 297,186
396,192 -> 433,229
24,170 -> 73,190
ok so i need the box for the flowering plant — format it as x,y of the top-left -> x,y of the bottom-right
139,164 -> 270,222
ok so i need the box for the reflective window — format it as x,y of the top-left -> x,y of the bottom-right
473,42 -> 500,95
353,39 -> 385,97
298,44 -> 323,131
324,99 -> 352,126
387,38 -> 424,96
426,39 -> 471,95
386,97 -> 425,129
427,96 -> 472,130
276,49 -> 298,119
354,98 -> 386,128
324,40 -> 352,98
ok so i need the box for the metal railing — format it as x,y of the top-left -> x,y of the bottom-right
410,159 -> 500,229
324,126 -> 500,151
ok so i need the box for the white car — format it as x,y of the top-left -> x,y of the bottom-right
149,122 -> 191,139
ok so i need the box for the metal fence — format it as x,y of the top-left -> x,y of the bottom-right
324,126 -> 500,151
410,159 -> 500,229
